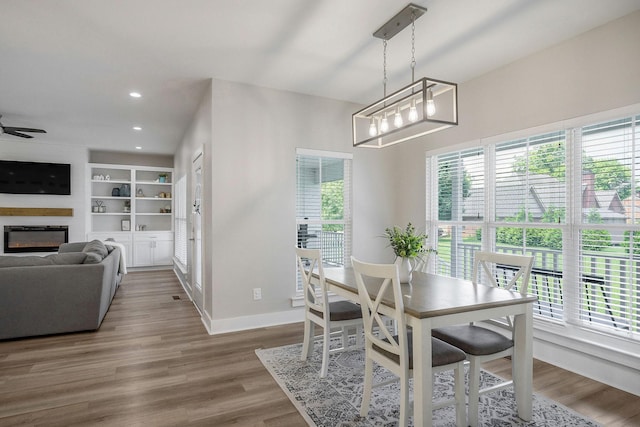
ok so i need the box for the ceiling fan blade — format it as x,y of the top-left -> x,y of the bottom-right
5,129 -> 34,138
4,126 -> 46,133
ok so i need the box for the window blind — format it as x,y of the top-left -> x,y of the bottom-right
296,151 -> 352,291
173,175 -> 187,267
428,112 -> 640,341
574,116 -> 639,336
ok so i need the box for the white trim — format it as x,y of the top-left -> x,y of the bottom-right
206,309 -> 304,335
295,147 -> 353,159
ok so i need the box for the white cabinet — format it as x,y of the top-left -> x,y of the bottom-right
87,164 -> 174,267
133,232 -> 173,266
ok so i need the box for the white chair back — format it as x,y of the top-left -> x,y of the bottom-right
351,257 -> 408,372
296,247 -> 328,317
472,251 -> 534,295
472,251 -> 533,330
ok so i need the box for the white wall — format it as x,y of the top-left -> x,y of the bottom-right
0,138 -> 88,253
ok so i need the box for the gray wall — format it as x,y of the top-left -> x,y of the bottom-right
172,78 -> 397,332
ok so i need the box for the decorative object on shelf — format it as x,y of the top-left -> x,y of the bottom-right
121,219 -> 131,231
123,200 -> 131,213
92,204 -> 99,213
95,200 -> 106,213
119,183 -> 130,197
105,175 -> 110,181
158,173 -> 168,183
160,205 -> 172,214
384,222 -> 428,283
111,187 -> 120,197
137,188 -> 144,197
352,3 -> 458,148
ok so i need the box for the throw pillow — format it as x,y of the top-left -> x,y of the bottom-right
83,240 -> 108,261
83,252 -> 103,264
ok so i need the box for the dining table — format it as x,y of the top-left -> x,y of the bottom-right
314,267 -> 537,427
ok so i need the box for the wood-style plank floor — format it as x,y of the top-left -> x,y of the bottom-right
0,270 -> 638,426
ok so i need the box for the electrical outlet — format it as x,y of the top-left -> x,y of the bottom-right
253,288 -> 262,300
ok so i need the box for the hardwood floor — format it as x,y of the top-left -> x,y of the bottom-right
0,270 -> 638,426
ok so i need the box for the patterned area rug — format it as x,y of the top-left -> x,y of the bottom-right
256,341 -> 601,427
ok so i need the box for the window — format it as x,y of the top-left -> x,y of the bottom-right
296,149 -> 352,291
428,112 -> 640,344
174,175 -> 187,268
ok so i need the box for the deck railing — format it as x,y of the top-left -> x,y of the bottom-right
436,243 -> 636,332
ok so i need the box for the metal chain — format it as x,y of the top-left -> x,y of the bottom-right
410,12 -> 416,82
383,39 -> 388,97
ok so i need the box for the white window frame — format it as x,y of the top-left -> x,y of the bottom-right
173,174 -> 187,270
295,148 -> 353,295
426,104 -> 640,367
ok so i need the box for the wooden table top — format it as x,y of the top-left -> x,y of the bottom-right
322,267 -> 538,319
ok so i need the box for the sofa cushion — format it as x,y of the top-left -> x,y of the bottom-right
0,252 -> 87,268
83,240 -> 108,261
46,253 -> 88,265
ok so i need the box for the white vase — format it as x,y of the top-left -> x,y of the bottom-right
395,257 -> 413,283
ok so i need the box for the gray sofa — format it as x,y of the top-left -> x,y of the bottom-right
0,240 -> 123,340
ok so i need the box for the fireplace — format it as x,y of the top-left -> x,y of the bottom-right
3,226 -> 69,253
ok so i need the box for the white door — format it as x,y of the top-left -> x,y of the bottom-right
191,152 -> 204,313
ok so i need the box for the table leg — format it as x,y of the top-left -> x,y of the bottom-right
411,318 -> 433,427
513,303 -> 533,421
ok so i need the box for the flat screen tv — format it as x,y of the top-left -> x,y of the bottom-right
0,160 -> 71,195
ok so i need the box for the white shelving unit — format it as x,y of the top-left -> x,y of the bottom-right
87,163 -> 174,267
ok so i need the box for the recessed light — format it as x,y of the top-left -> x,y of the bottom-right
133,126 -> 142,131
135,146 -> 142,150
129,92 -> 142,98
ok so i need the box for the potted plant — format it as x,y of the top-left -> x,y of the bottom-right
384,222 -> 432,283
158,173 -> 168,183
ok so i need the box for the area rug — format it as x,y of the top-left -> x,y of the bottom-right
256,341 -> 601,427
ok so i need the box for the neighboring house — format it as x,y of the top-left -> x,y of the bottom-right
462,172 -> 627,226
621,193 -> 640,224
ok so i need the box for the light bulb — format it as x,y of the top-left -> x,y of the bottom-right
394,106 -> 403,128
426,89 -> 436,117
380,113 -> 389,132
368,118 -> 377,137
408,99 -> 419,122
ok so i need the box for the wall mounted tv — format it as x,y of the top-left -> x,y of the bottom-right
0,160 -> 71,195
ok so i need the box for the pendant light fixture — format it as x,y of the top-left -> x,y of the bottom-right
352,3 -> 458,148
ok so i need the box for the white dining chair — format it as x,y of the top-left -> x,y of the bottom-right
432,251 -> 534,427
351,256 -> 467,427
296,247 -> 363,378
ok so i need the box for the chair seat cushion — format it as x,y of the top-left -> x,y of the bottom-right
309,300 -> 362,321
432,325 -> 513,356
373,331 -> 466,369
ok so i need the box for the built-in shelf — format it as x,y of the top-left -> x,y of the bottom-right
87,163 -> 173,267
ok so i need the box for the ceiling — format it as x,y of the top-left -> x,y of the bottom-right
1,0 -> 640,155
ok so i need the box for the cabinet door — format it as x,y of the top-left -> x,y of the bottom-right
133,241 -> 153,266
153,240 -> 174,265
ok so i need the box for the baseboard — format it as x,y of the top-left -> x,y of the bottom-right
205,309 -> 304,335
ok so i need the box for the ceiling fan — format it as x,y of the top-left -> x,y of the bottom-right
0,115 -> 46,139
